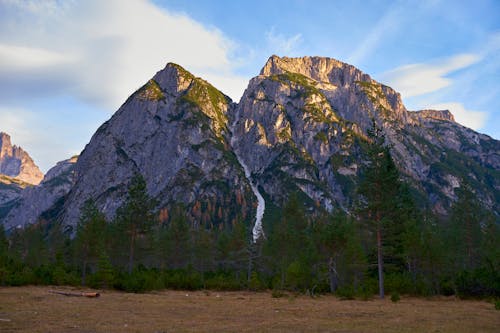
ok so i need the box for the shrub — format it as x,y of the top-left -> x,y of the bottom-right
336,286 -> 355,300
271,288 -> 285,298
391,292 -> 401,303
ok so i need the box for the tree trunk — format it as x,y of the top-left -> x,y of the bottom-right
377,224 -> 385,299
128,229 -> 136,274
328,257 -> 339,293
81,258 -> 87,286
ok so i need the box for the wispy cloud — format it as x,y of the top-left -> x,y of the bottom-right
0,0 -> 247,107
429,102 -> 488,131
379,54 -> 481,97
265,27 -> 303,56
347,5 -> 402,66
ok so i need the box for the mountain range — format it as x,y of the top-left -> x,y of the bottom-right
1,55 -> 499,232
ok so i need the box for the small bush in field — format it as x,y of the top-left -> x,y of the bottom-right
391,292 -> 401,303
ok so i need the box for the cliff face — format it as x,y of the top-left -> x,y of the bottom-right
2,156 -> 78,230
1,56 -> 498,230
0,132 -> 43,185
233,56 -> 499,215
59,63 -> 254,231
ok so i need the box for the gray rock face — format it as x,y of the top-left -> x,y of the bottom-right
2,56 -> 498,230
2,156 -> 78,231
60,63 -> 254,231
233,56 -> 499,215
0,132 -> 43,185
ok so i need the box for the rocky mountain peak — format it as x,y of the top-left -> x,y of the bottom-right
415,109 -> 456,122
259,55 -> 371,87
0,131 -> 43,185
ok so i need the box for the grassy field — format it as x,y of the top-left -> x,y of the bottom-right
0,286 -> 498,332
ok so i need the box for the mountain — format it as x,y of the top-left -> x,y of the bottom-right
58,64 -> 254,233
232,56 -> 499,216
0,132 -> 44,221
1,56 -> 498,231
0,132 -> 43,185
2,156 -> 78,230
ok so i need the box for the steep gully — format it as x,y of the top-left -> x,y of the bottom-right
229,122 -> 265,242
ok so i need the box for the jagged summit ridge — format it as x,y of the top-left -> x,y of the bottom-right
1,56 -> 498,230
0,132 -> 43,185
415,109 -> 456,122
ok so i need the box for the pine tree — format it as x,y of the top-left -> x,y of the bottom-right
75,199 -> 107,285
115,173 -> 157,274
358,122 -> 401,299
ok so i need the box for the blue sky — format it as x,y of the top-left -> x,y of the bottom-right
0,0 -> 498,172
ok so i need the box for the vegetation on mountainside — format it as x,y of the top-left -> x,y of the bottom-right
1,139 -> 498,299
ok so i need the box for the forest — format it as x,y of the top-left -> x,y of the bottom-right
0,132 -> 498,300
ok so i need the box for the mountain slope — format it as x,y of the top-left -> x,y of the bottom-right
232,55 -> 499,215
2,156 -> 78,231
0,132 -> 43,185
60,63 -> 255,231
1,56 -> 498,230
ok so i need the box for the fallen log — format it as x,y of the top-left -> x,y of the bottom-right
49,290 -> 100,298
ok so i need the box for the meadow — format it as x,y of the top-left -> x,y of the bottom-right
1,286 -> 498,332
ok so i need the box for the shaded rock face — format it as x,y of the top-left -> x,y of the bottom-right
2,56 -> 499,230
0,132 -> 43,185
60,64 -> 254,231
2,157 -> 78,231
233,56 -> 499,215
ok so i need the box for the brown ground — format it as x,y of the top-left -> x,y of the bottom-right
0,286 -> 498,332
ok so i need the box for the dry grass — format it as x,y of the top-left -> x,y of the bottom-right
0,286 -> 498,332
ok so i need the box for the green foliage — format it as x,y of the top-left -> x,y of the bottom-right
391,291 -> 401,302
495,300 -> 500,310
115,173 -> 157,273
75,199 -> 107,285
137,79 -> 165,101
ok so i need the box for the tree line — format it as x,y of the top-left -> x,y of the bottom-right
0,129 -> 498,298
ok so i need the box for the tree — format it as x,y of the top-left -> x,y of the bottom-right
161,205 -> 190,269
265,193 -> 310,289
313,214 -> 365,293
116,173 -> 157,274
449,185 -> 484,271
358,122 -> 401,299
75,199 -> 107,285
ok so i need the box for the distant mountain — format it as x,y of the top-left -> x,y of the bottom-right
2,156 -> 78,230
0,132 -> 43,185
0,132 -> 44,221
1,56 -> 498,231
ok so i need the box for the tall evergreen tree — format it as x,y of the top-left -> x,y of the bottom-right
358,122 -> 401,299
75,199 -> 107,285
449,185 -> 484,271
116,173 -> 157,273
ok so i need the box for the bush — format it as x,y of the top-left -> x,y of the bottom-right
271,288 -> 285,298
391,291 -> 401,303
248,271 -> 265,291
336,286 -> 355,300
494,300 -> 500,310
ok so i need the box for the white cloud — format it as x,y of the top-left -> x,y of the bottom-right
0,0 -> 247,107
379,54 -> 481,98
0,44 -> 73,70
265,27 -> 303,56
429,102 -> 488,130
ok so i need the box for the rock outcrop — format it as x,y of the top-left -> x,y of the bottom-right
2,156 -> 78,231
59,63 -> 254,232
0,132 -> 44,185
1,56 -> 498,230
232,56 -> 499,215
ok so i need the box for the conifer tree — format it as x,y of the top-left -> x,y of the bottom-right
358,121 -> 401,299
75,199 -> 107,285
116,173 -> 157,274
